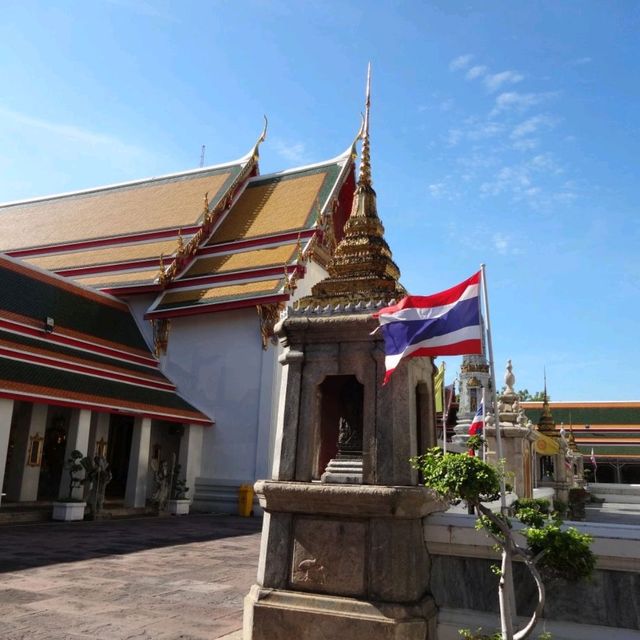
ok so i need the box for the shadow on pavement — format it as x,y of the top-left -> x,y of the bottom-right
0,513 -> 262,573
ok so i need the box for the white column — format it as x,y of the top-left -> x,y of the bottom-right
125,416 -> 151,508
18,404 -> 49,501
0,398 -> 15,506
59,409 -> 92,499
178,424 -> 204,500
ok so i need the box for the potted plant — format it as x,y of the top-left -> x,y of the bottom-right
52,449 -> 87,521
167,462 -> 190,515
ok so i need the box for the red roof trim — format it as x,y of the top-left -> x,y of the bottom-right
200,229 -> 316,256
57,258 -> 164,277
146,293 -> 289,320
166,264 -> 304,290
6,226 -> 201,259
0,389 -> 212,426
0,316 -> 158,369
0,347 -> 175,392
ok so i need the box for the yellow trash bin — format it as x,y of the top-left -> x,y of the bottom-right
238,483 -> 254,517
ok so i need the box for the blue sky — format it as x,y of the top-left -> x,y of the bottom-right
1,1 -> 638,399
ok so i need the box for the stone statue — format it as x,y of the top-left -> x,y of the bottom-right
82,455 -> 112,519
150,458 -> 170,511
338,417 -> 362,453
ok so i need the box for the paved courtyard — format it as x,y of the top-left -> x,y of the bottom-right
0,514 -> 262,640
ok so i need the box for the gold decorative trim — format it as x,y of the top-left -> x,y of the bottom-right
257,303 -> 284,349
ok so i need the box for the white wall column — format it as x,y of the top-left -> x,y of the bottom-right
18,404 -> 49,502
125,416 -> 151,508
59,409 -> 91,499
178,424 -> 204,500
0,398 -> 15,506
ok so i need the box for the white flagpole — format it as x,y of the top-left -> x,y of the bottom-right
442,361 -> 448,454
480,263 -> 508,513
481,385 -> 487,463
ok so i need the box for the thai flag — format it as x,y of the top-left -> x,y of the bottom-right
374,271 -> 483,384
468,403 -> 484,435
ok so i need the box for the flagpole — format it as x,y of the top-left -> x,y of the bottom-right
442,361 -> 448,454
480,263 -> 508,513
481,385 -> 487,462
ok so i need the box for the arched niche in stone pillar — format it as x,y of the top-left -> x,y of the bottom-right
314,375 -> 364,481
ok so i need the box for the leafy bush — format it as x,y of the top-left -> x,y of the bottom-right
525,525 -> 595,582
513,498 -> 551,515
411,448 -> 500,503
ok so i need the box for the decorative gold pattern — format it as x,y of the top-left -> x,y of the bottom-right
152,318 -> 171,357
257,302 -> 285,349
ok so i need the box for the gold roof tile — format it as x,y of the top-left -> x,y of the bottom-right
26,238 -> 185,271
211,173 -> 325,244
0,171 -> 234,251
74,269 -> 159,287
161,279 -> 283,306
187,243 -> 298,277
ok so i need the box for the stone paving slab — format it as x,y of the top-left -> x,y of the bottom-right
0,514 -> 262,640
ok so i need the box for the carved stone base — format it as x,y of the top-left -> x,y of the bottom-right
243,481 -> 445,639
244,586 -> 437,640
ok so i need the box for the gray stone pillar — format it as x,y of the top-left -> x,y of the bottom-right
58,408 -> 91,499
125,416 -> 151,508
18,404 -> 48,501
178,423 -> 203,499
0,398 -> 15,506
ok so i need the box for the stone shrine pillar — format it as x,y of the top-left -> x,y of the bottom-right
243,68 -> 444,640
484,361 -> 535,499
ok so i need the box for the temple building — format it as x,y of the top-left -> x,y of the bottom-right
522,400 -> 640,484
0,125 -> 361,512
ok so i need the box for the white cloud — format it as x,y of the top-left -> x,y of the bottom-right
569,56 -> 592,66
446,129 -> 463,147
449,54 -> 473,71
510,115 -> 555,139
484,70 -> 524,93
490,91 -> 554,116
466,65 -> 488,80
0,105 -> 147,158
272,137 -> 308,164
493,232 -> 512,255
428,183 -> 446,197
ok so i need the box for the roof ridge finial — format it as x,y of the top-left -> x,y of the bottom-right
359,62 -> 372,188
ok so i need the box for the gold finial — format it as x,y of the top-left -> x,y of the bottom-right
158,253 -> 166,285
295,233 -> 304,263
176,229 -> 185,254
203,191 -> 209,214
359,62 -> 372,188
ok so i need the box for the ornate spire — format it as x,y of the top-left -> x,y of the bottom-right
298,64 -> 405,308
359,62 -> 372,189
537,370 -> 557,435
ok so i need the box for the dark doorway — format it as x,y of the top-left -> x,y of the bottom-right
38,416 -> 68,500
316,375 -> 363,479
107,415 -> 134,498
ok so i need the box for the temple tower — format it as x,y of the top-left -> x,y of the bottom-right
243,67 -> 444,640
451,351 -> 491,449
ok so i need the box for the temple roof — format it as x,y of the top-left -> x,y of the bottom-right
0,152 -> 257,295
147,152 -> 354,318
523,401 -> 640,460
0,256 -> 211,424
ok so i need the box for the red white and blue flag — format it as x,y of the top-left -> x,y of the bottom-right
374,271 -> 483,384
468,403 -> 484,435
